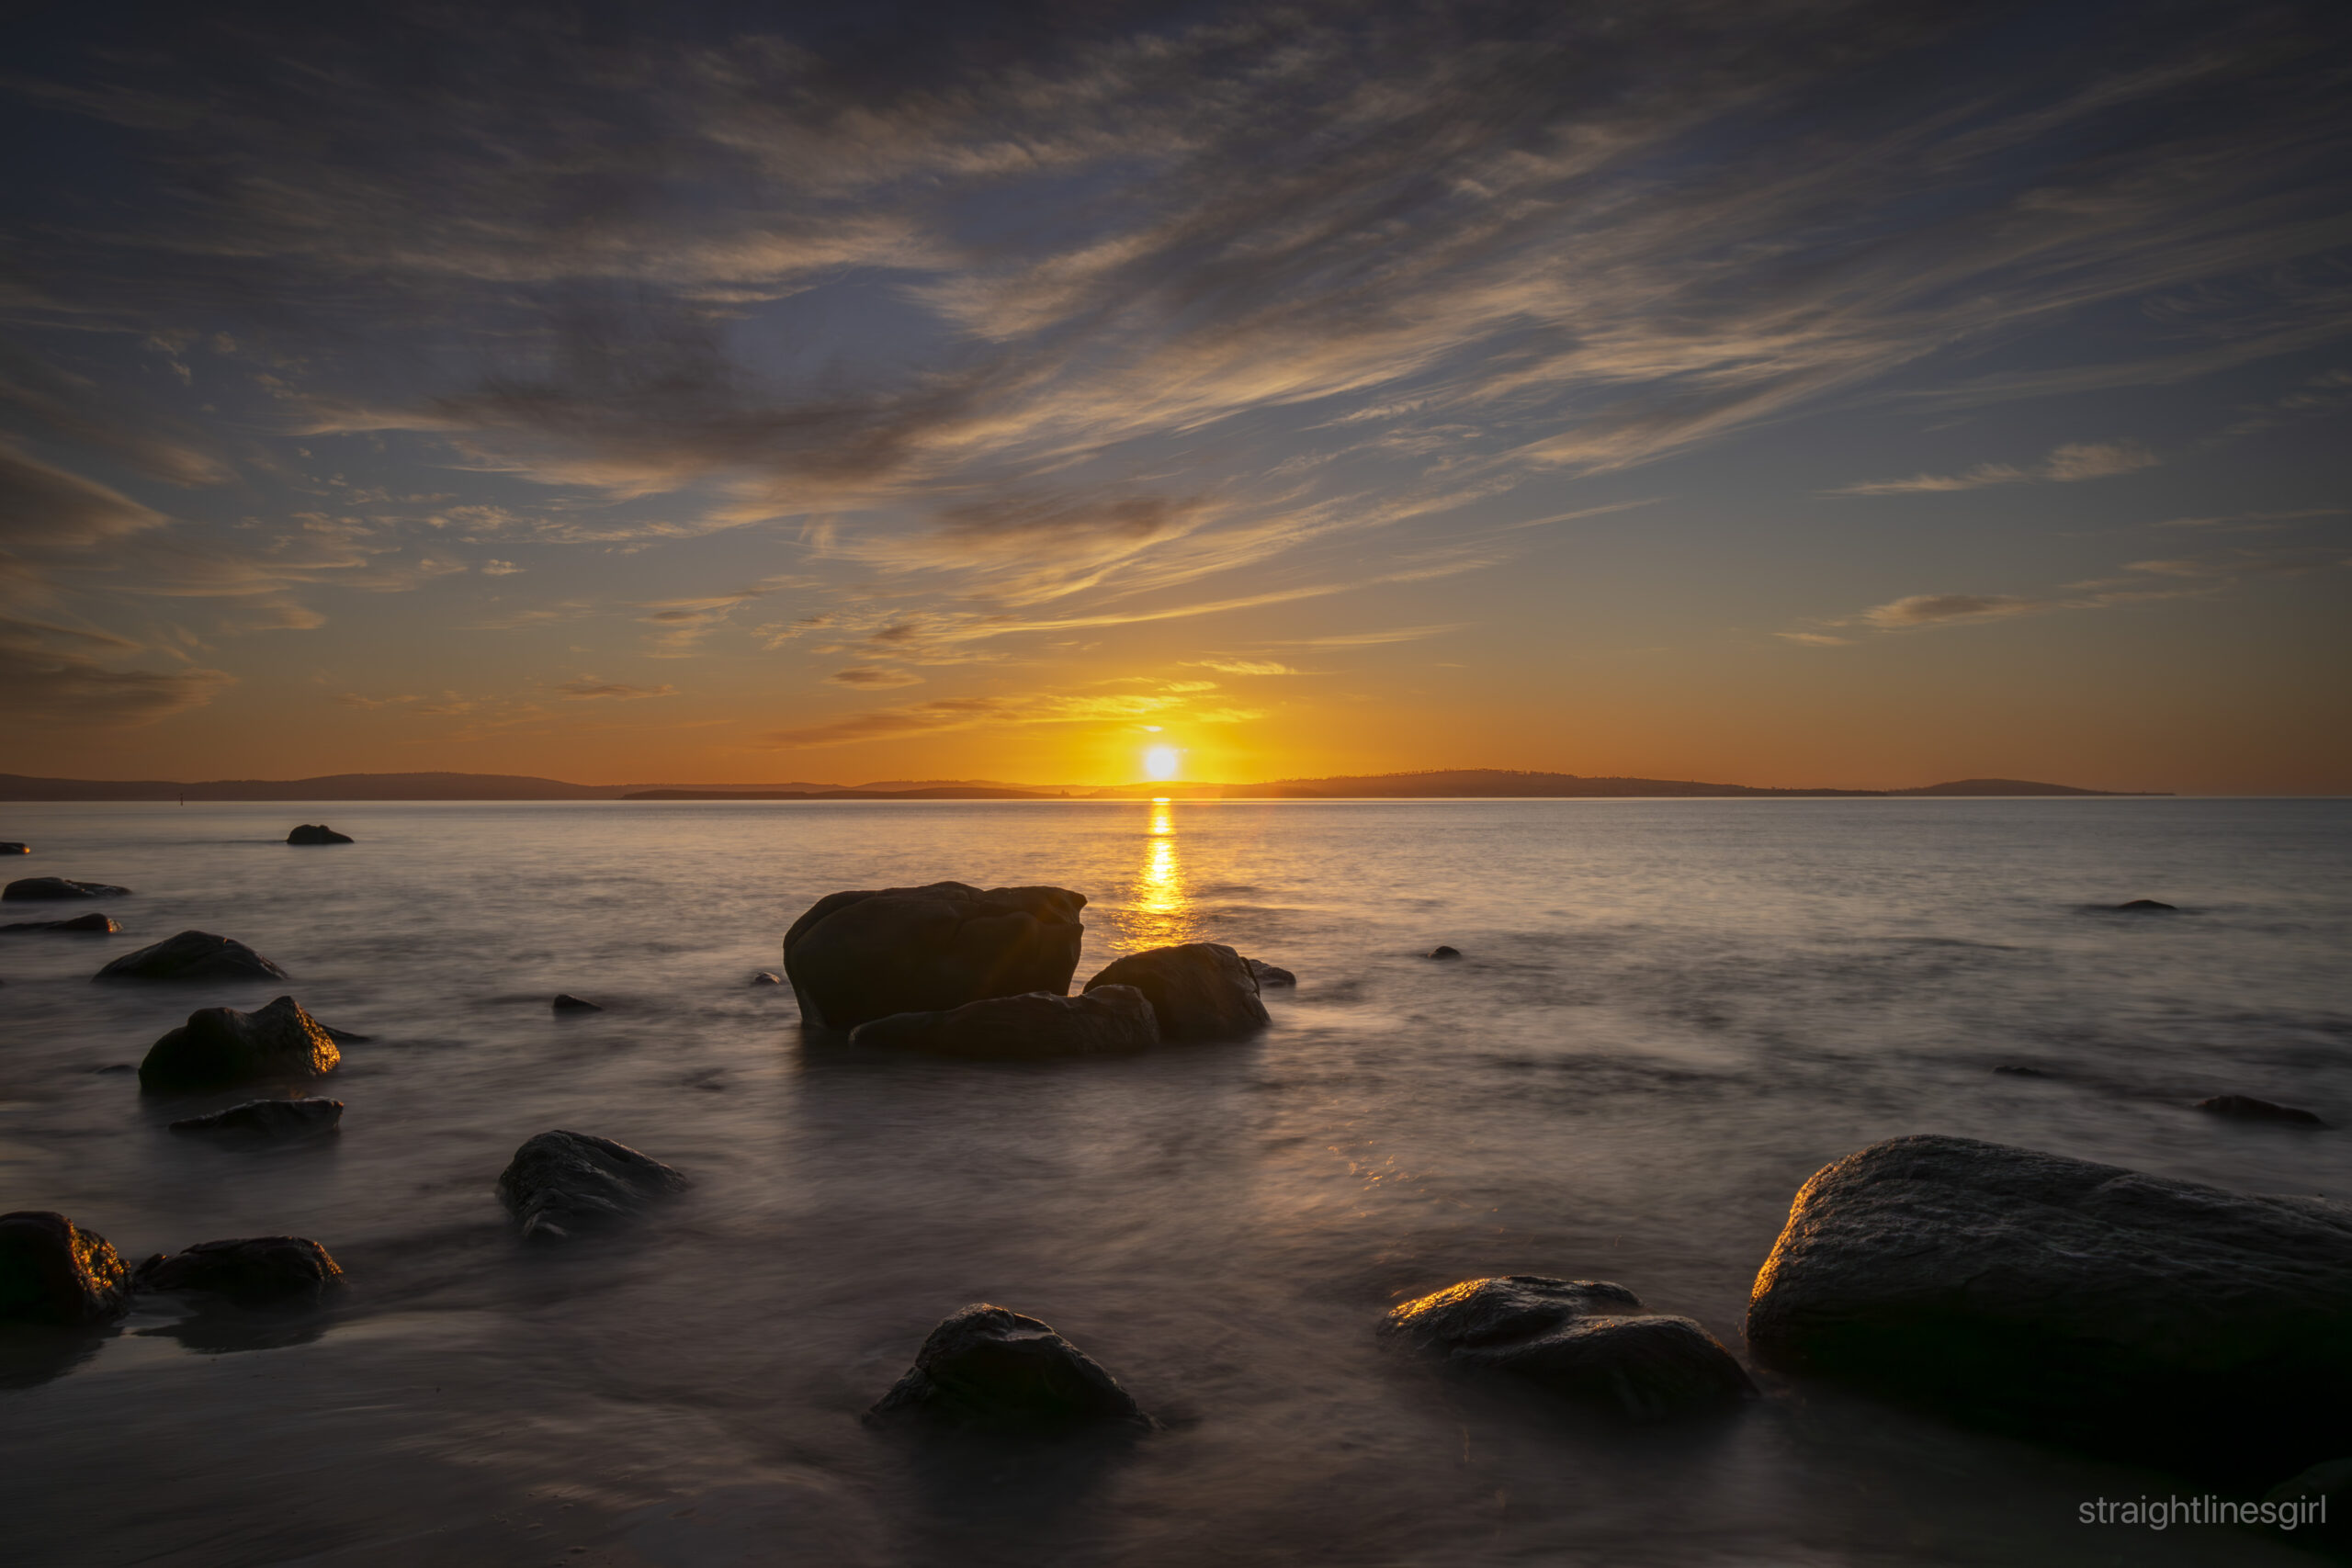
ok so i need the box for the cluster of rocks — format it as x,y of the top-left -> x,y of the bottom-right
0,1210 -> 342,1325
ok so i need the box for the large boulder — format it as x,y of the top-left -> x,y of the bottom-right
783,882 -> 1087,1032
867,1303 -> 1149,1429
0,1212 -> 129,1325
5,876 -> 130,901
1,912 -> 119,933
1745,1134 -> 2352,1473
286,824 -> 353,845
1385,1276 -> 1754,1419
169,1097 -> 344,1139
848,986 -> 1159,1059
95,930 -> 288,982
138,996 -> 339,1091
1081,942 -> 1267,1039
497,1130 -> 688,1241
132,1236 -> 342,1303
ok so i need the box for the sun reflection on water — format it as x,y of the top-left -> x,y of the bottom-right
1114,796 -> 1199,953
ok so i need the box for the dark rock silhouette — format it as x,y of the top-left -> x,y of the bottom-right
1427,945 -> 1462,959
1745,1134 -> 2352,1473
1385,1275 -> 1754,1419
0,841 -> 27,854
139,997 -> 339,1091
5,876 -> 130,901
849,986 -> 1159,1059
783,882 -> 1087,1032
750,970 -> 783,986
1,912 -> 119,933
2199,1094 -> 2327,1127
1245,957 -> 1296,987
169,1097 -> 344,1138
868,1303 -> 1149,1429
95,930 -> 288,982
2266,1457 -> 2352,1550
550,993 -> 603,1012
1082,942 -> 1266,1039
1993,1065 -> 2052,1077
498,1130 -> 688,1241
132,1236 -> 342,1303
0,1211 -> 129,1325
2113,898 -> 2177,911
286,824 -> 353,845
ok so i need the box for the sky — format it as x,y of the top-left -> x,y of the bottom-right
2,0 -> 2347,792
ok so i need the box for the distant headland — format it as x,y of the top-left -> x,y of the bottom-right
0,769 -> 2169,801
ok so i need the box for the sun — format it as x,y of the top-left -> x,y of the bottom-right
1144,744 -> 1182,780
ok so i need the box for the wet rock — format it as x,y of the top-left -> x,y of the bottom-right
320,1022 -> 372,1044
132,1236 -> 342,1303
2199,1094 -> 2327,1127
750,970 -> 783,987
498,1130 -> 688,1241
2113,898 -> 2177,911
1385,1276 -> 1755,1419
169,1097 -> 344,1139
0,841 -> 27,854
0,1211 -> 129,1325
1,912 -> 119,933
138,996 -> 339,1092
551,993 -> 604,1012
867,1303 -> 1149,1429
1081,942 -> 1267,1040
286,824 -> 353,845
1427,945 -> 1462,959
849,986 -> 1159,1059
1745,1134 -> 2352,1473
94,929 -> 288,982
1245,957 -> 1296,987
5,876 -> 130,901
784,882 -> 1087,1032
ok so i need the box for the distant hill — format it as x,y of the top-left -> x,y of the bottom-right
1883,778 -> 2157,796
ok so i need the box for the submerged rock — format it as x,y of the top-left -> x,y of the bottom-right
139,996 -> 339,1091
133,1236 -> 342,1303
1385,1276 -> 1755,1419
286,824 -> 353,845
95,930 -> 288,982
1992,1065 -> 2052,1077
0,1211 -> 129,1325
1245,957 -> 1296,987
169,1097 -> 344,1139
550,993 -> 604,1012
2112,898 -> 2177,911
1082,942 -> 1267,1040
1745,1134 -> 2352,1472
849,986 -> 1159,1059
1,912 -> 119,933
1426,945 -> 1462,959
497,1130 -> 688,1241
867,1303 -> 1149,1429
784,882 -> 1088,1032
2198,1094 -> 2327,1127
5,876 -> 130,901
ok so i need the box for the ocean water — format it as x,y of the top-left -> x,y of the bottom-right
0,796 -> 2346,1567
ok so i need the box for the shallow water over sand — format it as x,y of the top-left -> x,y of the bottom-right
2,796 -> 2346,1566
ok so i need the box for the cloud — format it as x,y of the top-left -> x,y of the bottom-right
554,677 -> 679,699
0,617 -> 232,724
1832,441 -> 2158,496
0,446 -> 169,547
1861,593 -> 2040,627
763,684 -> 1257,748
2152,507 -> 2345,530
1184,658 -> 1300,674
827,667 -> 922,688
1774,631 -> 1852,647
1265,623 -> 1466,648
481,558 -> 524,574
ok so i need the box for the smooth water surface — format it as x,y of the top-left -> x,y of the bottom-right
1,797 -> 2346,1566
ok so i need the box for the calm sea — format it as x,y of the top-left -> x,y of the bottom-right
1,797 -> 2346,1566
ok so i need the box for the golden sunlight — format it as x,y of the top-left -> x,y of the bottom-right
1144,744 -> 1182,780
1115,796 -> 1196,952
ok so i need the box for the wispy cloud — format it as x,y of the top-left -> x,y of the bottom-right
1831,441 -> 2158,495
553,677 -> 678,700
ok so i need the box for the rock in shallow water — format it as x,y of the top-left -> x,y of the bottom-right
5,876 -> 130,901
783,882 -> 1087,1032
550,993 -> 603,1012
133,1236 -> 342,1303
1,912 -> 119,933
1385,1276 -> 1755,1419
95,929 -> 287,982
1426,944 -> 1462,959
849,986 -> 1159,1059
140,996 -> 339,1092
1744,1134 -> 2352,1473
498,1130 -> 688,1241
286,824 -> 353,845
0,841 -> 27,854
1245,957 -> 1295,987
169,1097 -> 344,1138
2197,1094 -> 2326,1127
868,1303 -> 1149,1429
2111,898 -> 2177,911
0,1211 -> 128,1325
1082,942 -> 1266,1040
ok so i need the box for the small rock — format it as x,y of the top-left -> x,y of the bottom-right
2113,898 -> 2177,911
850,986 -> 1159,1059
867,1303 -> 1149,1429
0,1211 -> 129,1325
139,996 -> 339,1091
1426,945 -> 1462,959
551,993 -> 604,1012
1993,1065 -> 2051,1077
1385,1276 -> 1755,1419
286,824 -> 354,845
750,970 -> 784,987
783,882 -> 1088,1031
2199,1094 -> 2327,1127
5,876 -> 131,901
1,912 -> 119,933
0,842 -> 28,854
86,1064 -> 133,1075
169,1097 -> 345,1138
1245,957 -> 1296,987
498,1130 -> 688,1241
320,1023 -> 372,1044
94,930 -> 288,982
133,1236 -> 342,1303
1081,942 -> 1267,1040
